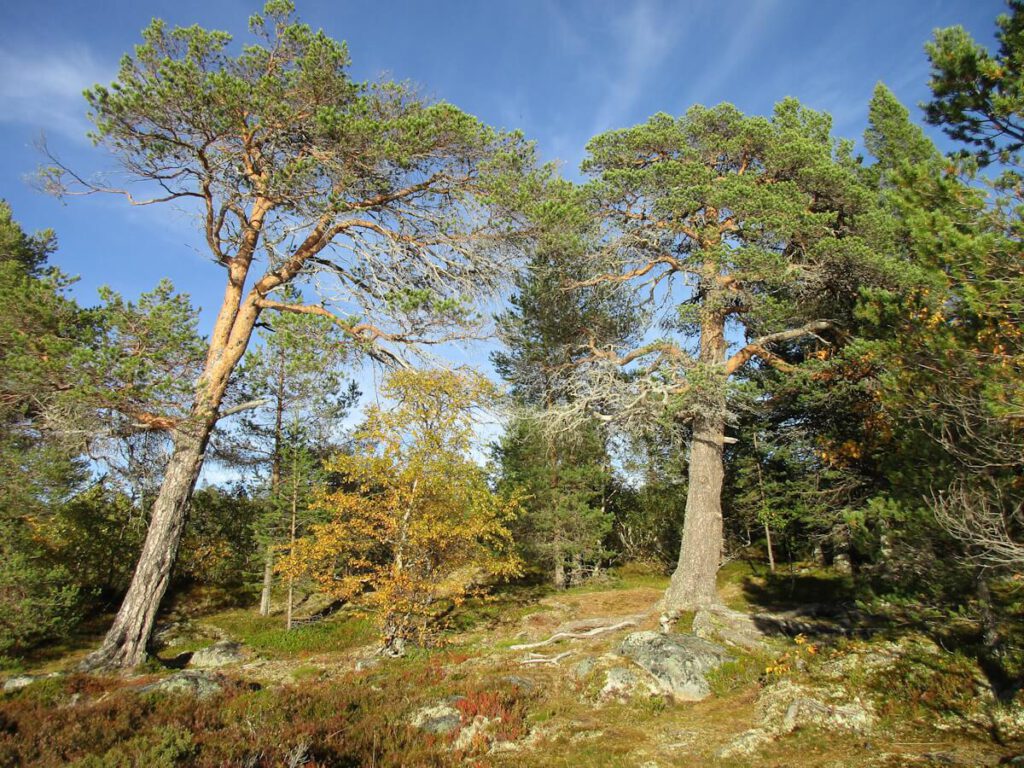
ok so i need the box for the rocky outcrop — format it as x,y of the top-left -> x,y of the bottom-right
599,667 -> 653,701
692,607 -> 768,651
188,640 -> 245,669
617,631 -> 733,701
410,700 -> 463,734
715,677 -> 875,758
714,727 -> 774,759
758,678 -> 875,733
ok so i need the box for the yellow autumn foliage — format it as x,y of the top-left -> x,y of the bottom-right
279,368 -> 521,654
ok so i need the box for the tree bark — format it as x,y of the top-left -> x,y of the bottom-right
286,448 -> 298,631
664,410 -> 726,613
79,423 -> 211,669
664,267 -> 727,617
259,545 -> 275,616
753,432 -> 776,573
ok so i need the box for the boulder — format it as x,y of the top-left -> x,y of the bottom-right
692,607 -> 768,651
572,657 -> 597,680
454,715 -> 494,751
152,619 -> 221,650
188,640 -> 245,669
2,672 -> 61,693
780,696 -> 874,733
618,631 -> 733,702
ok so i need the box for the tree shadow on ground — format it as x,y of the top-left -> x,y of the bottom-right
740,568 -> 860,613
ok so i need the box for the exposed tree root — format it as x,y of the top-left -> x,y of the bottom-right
509,617 -> 640,651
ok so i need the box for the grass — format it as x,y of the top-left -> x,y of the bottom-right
204,610 -> 376,659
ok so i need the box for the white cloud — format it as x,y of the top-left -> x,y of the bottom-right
0,45 -> 113,142
589,0 -> 678,135
683,0 -> 781,109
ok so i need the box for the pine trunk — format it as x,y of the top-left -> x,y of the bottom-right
259,354 -> 287,617
79,423 -> 212,669
259,546 -> 275,616
82,258 -> 265,669
663,266 -> 728,618
664,411 -> 726,613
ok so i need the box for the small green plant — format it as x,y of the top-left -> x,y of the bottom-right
707,653 -> 769,696
71,726 -> 195,768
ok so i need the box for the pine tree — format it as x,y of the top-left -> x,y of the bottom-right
49,1 -> 543,669
492,183 -> 625,586
563,100 -> 899,615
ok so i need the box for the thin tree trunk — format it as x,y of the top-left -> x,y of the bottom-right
552,530 -> 567,589
753,432 -> 776,573
259,546 -> 275,616
569,552 -> 584,587
286,449 -> 298,631
259,348 -> 287,616
380,479 -> 416,653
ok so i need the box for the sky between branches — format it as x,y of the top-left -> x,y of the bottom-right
0,0 -> 1005,470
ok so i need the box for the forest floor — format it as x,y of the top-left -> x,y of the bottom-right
1,562 -> 1022,767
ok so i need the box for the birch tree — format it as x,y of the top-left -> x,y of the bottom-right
48,1 -> 542,669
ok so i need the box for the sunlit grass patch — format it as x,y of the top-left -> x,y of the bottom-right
205,610 -> 375,658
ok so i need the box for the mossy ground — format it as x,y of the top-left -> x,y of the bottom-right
1,564 -> 1020,767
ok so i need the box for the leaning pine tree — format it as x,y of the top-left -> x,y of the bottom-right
561,100 -> 897,618
48,1 -> 542,669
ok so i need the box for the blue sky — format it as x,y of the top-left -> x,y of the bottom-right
0,0 -> 1006,400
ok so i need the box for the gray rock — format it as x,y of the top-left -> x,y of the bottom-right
2,672 -> 61,693
354,656 -> 380,672
410,701 -> 462,734
600,667 -> 641,701
572,657 -> 597,680
152,619 -> 223,650
780,696 -> 874,734
188,640 -> 244,669
3,675 -> 36,693
618,631 -> 733,702
758,679 -> 874,735
454,714 -> 494,751
3,675 -> 39,693
138,670 -> 223,699
692,608 -> 767,651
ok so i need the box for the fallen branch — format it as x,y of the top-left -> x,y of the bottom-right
509,619 -> 638,651
519,650 -> 573,666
